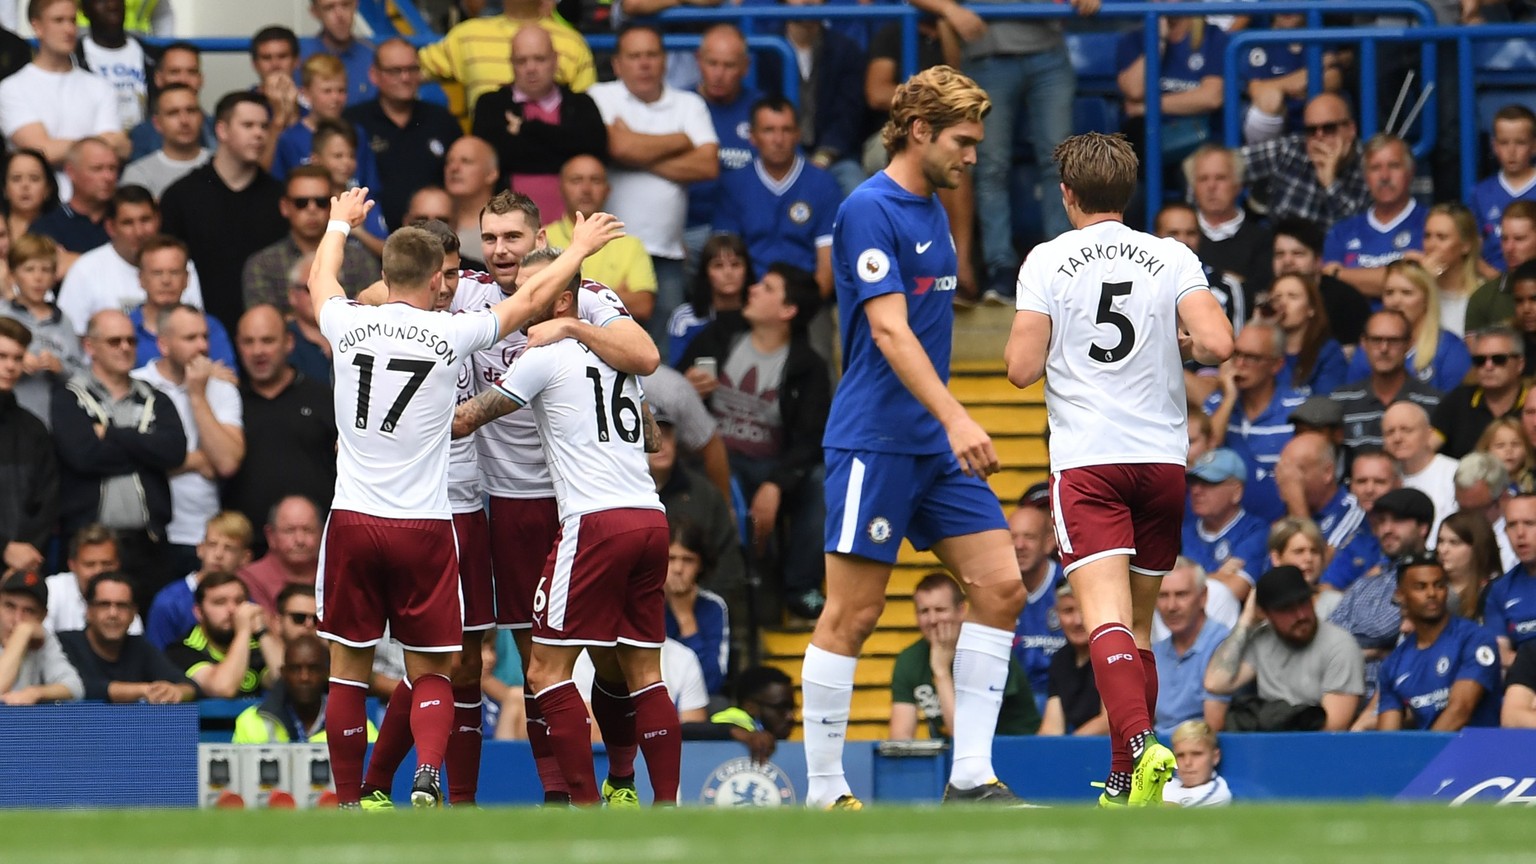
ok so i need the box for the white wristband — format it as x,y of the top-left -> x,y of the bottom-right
326,220 -> 351,237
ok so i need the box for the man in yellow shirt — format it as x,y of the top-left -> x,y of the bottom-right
543,154 -> 658,322
418,0 -> 596,113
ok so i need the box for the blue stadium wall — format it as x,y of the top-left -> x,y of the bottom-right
4,705 -> 1536,807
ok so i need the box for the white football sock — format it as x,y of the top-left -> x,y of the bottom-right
801,644 -> 857,806
949,621 -> 1014,790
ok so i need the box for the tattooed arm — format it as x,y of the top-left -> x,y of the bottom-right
453,389 -> 521,439
1203,621 -> 1259,696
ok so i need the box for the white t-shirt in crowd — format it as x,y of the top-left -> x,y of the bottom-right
130,361 -> 243,546
43,571 -> 143,635
58,243 -> 205,336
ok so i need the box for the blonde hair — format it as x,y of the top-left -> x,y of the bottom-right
1384,260 -> 1443,375
1430,202 -> 1483,296
300,53 -> 346,89
7,232 -> 56,271
1171,719 -> 1218,749
881,65 -> 990,156
1268,516 -> 1325,561
204,511 -> 255,550
1054,132 -> 1139,215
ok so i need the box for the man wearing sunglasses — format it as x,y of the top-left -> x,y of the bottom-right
274,583 -> 318,652
1239,93 -> 1369,231
52,309 -> 186,610
1432,325 -> 1529,459
242,166 -> 377,316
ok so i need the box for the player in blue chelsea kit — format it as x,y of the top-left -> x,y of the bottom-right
799,67 -> 1027,809
1376,553 -> 1502,730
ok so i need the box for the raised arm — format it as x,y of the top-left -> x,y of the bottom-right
308,188 -> 376,308
486,212 -> 626,340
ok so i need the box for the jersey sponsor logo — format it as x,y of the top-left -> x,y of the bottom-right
916,240 -> 934,254
1015,633 -> 1066,652
867,516 -> 892,543
721,146 -> 753,172
913,276 -> 957,295
1475,645 -> 1497,666
788,201 -> 811,225
700,757 -> 796,807
1514,619 -> 1536,635
1407,686 -> 1451,711
1357,251 -> 1409,268
857,249 -> 891,283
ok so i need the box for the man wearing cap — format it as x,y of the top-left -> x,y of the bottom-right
1376,552 -> 1502,731
1206,321 -> 1308,524
1488,493 -> 1536,669
0,571 -> 84,704
1382,401 -> 1457,540
1274,432 -> 1367,554
1329,310 -> 1442,452
1204,566 -> 1365,731
1326,490 -> 1434,717
1431,326 -> 1528,460
1008,491 -> 1065,711
1184,448 -> 1270,604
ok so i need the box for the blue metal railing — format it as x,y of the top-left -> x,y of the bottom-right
1226,23 -> 1536,203
160,1 -> 1447,225
652,1 -> 1438,225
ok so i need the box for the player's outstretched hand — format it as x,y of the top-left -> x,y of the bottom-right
329,187 -> 375,230
568,211 -> 626,256
946,414 -> 1000,477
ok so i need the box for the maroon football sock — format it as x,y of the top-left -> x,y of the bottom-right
1089,623 -> 1151,774
630,682 -> 681,805
409,674 -> 454,770
590,676 -> 637,780
534,681 -> 599,804
361,679 -> 413,794
446,684 -> 483,804
524,686 -> 570,798
1139,648 -> 1159,739
325,677 -> 371,805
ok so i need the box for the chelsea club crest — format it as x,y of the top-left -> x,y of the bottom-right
868,517 -> 892,543
700,757 -> 796,807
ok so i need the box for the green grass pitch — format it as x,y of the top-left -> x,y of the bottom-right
6,804 -> 1534,864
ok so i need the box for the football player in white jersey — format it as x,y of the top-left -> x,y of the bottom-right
452,248 -> 678,806
459,192 -> 659,805
310,188 -> 624,809
1004,132 -> 1233,807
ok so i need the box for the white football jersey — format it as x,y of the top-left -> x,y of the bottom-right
1016,220 -> 1210,471
319,297 -> 499,519
447,357 -> 484,514
494,337 -> 663,520
451,273 -> 631,498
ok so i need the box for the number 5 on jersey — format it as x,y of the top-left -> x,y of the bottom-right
1089,281 -> 1136,363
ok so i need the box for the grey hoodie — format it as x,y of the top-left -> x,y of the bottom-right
0,300 -> 86,428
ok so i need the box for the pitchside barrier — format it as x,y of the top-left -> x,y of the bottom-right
3,705 -> 1534,807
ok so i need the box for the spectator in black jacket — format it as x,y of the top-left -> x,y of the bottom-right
51,309 -> 186,608
0,318 -> 57,577
680,263 -> 831,619
759,5 -> 869,198
471,25 -> 606,224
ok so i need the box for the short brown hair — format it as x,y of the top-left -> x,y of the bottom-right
194,571 -> 247,605
913,571 -> 964,606
287,164 -> 334,190
139,234 -> 189,263
481,189 -> 540,230
1054,132 -> 1139,215
382,226 -> 444,290
8,233 -> 57,271
881,65 -> 990,156
0,317 -> 31,351
1505,199 -> 1536,225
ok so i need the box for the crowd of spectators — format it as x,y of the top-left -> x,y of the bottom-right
0,0 -> 1534,769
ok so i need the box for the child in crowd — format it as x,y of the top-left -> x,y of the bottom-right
311,119 -> 388,257
0,233 -> 83,426
1163,720 -> 1232,807
1470,105 -> 1536,271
